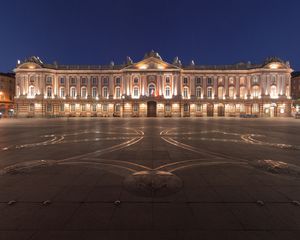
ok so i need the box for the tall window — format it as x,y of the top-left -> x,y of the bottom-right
29,86 -> 35,98
46,76 -> 52,84
149,84 -> 155,96
207,87 -> 212,98
92,87 -> 97,98
166,77 -> 170,84
196,104 -> 202,112
70,77 -> 76,85
60,104 -> 64,112
60,87 -> 65,98
184,103 -> 189,112
115,87 -> 121,98
183,87 -> 188,98
60,77 -> 65,85
133,103 -> 139,112
115,104 -> 121,112
196,87 -> 201,98
183,77 -> 188,84
218,87 -> 223,99
92,104 -> 97,112
81,77 -> 87,85
47,86 -> 52,97
133,86 -> 139,98
81,87 -> 87,98
103,77 -> 108,85
70,87 -> 76,98
270,85 -> 277,99
165,86 -> 171,98
252,86 -> 260,98
92,77 -> 97,85
102,103 -> 108,112
103,87 -> 108,98
196,77 -> 202,85
229,86 -> 235,99
252,76 -> 259,84
240,86 -> 246,99
252,103 -> 259,113
207,77 -> 213,85
116,77 -> 121,85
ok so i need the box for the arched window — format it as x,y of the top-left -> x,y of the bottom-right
240,86 -> 246,99
60,87 -> 65,98
229,86 -> 235,99
70,87 -> 76,98
46,86 -> 52,98
29,86 -> 35,98
218,86 -> 223,99
149,84 -> 155,96
183,87 -> 189,98
165,86 -> 171,98
207,87 -> 212,99
133,86 -> 139,98
196,87 -> 202,98
103,87 -> 108,98
270,85 -> 277,99
252,86 -> 260,98
115,87 -> 121,98
92,87 -> 97,98
81,87 -> 87,98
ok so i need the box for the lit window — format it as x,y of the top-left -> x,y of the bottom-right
70,87 -> 76,98
149,84 -> 155,96
81,87 -> 87,98
183,87 -> 188,98
196,104 -> 202,112
165,86 -> 171,98
270,85 -> 277,99
218,87 -> 223,99
29,86 -> 35,98
103,87 -> 108,98
71,104 -> 75,112
240,87 -> 246,99
60,87 -> 65,98
102,104 -> 108,112
252,86 -> 260,98
229,86 -> 235,99
46,76 -> 52,84
252,103 -> 259,113
47,87 -> 52,97
133,87 -> 139,98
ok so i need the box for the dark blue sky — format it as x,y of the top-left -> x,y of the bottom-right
0,0 -> 299,72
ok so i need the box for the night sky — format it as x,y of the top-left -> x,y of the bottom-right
0,0 -> 299,72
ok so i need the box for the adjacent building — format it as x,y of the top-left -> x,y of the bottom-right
14,51 -> 293,118
0,72 -> 15,117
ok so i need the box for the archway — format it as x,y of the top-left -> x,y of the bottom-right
147,101 -> 157,117
207,104 -> 214,117
217,104 -> 225,116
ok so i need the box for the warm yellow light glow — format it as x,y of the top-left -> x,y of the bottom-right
157,65 -> 165,70
28,65 -> 36,69
139,64 -> 148,69
269,63 -> 279,69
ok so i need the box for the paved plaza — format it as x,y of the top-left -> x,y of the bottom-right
0,117 -> 300,240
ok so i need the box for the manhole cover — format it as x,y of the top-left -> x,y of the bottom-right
124,170 -> 183,197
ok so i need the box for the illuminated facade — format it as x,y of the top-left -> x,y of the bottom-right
14,51 -> 293,117
0,72 -> 15,117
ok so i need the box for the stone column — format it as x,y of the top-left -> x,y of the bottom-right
224,76 -> 229,98
236,75 -> 240,98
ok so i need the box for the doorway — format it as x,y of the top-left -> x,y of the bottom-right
147,101 -> 157,117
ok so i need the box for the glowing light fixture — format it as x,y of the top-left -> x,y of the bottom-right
269,63 -> 279,69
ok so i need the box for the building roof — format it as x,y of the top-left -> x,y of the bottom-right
0,72 -> 15,78
292,71 -> 300,78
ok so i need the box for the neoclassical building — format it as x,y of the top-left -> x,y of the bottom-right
14,51 -> 293,118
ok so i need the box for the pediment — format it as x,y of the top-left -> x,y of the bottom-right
123,57 -> 180,71
18,62 -> 42,70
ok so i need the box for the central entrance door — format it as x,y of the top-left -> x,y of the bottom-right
147,101 -> 157,117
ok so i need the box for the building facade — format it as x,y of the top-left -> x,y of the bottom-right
0,72 -> 15,117
14,51 -> 293,118
291,71 -> 300,100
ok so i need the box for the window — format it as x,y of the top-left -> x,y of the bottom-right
183,87 -> 188,98
102,104 -> 108,112
229,86 -> 235,99
46,76 -> 52,84
133,86 -> 139,98
240,104 -> 245,112
196,77 -> 202,85
47,87 -> 52,97
60,87 -> 65,98
29,86 -> 35,98
103,77 -> 108,85
134,77 -> 139,84
196,87 -> 201,98
252,76 -> 258,84
149,84 -> 155,96
92,104 -> 97,112
60,104 -> 64,112
252,86 -> 260,98
60,77 -> 65,85
92,77 -> 98,85
115,104 -> 120,112
218,87 -> 223,99
70,77 -> 76,85
207,87 -> 212,98
46,104 -> 52,112
270,85 -> 277,99
196,104 -> 202,112
81,104 -> 86,111
183,77 -> 188,84
81,77 -> 87,85
165,86 -> 171,98
70,87 -> 76,98
184,103 -> 189,112
133,103 -> 139,112
166,77 -> 170,84
71,104 -> 75,112
240,86 -> 246,99
92,87 -> 97,98
271,76 -> 276,85
103,87 -> 108,98
81,87 -> 87,98
116,77 -> 121,85
207,77 -> 213,85
29,103 -> 35,112
165,104 -> 171,112
252,103 -> 259,113
115,87 -> 121,98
